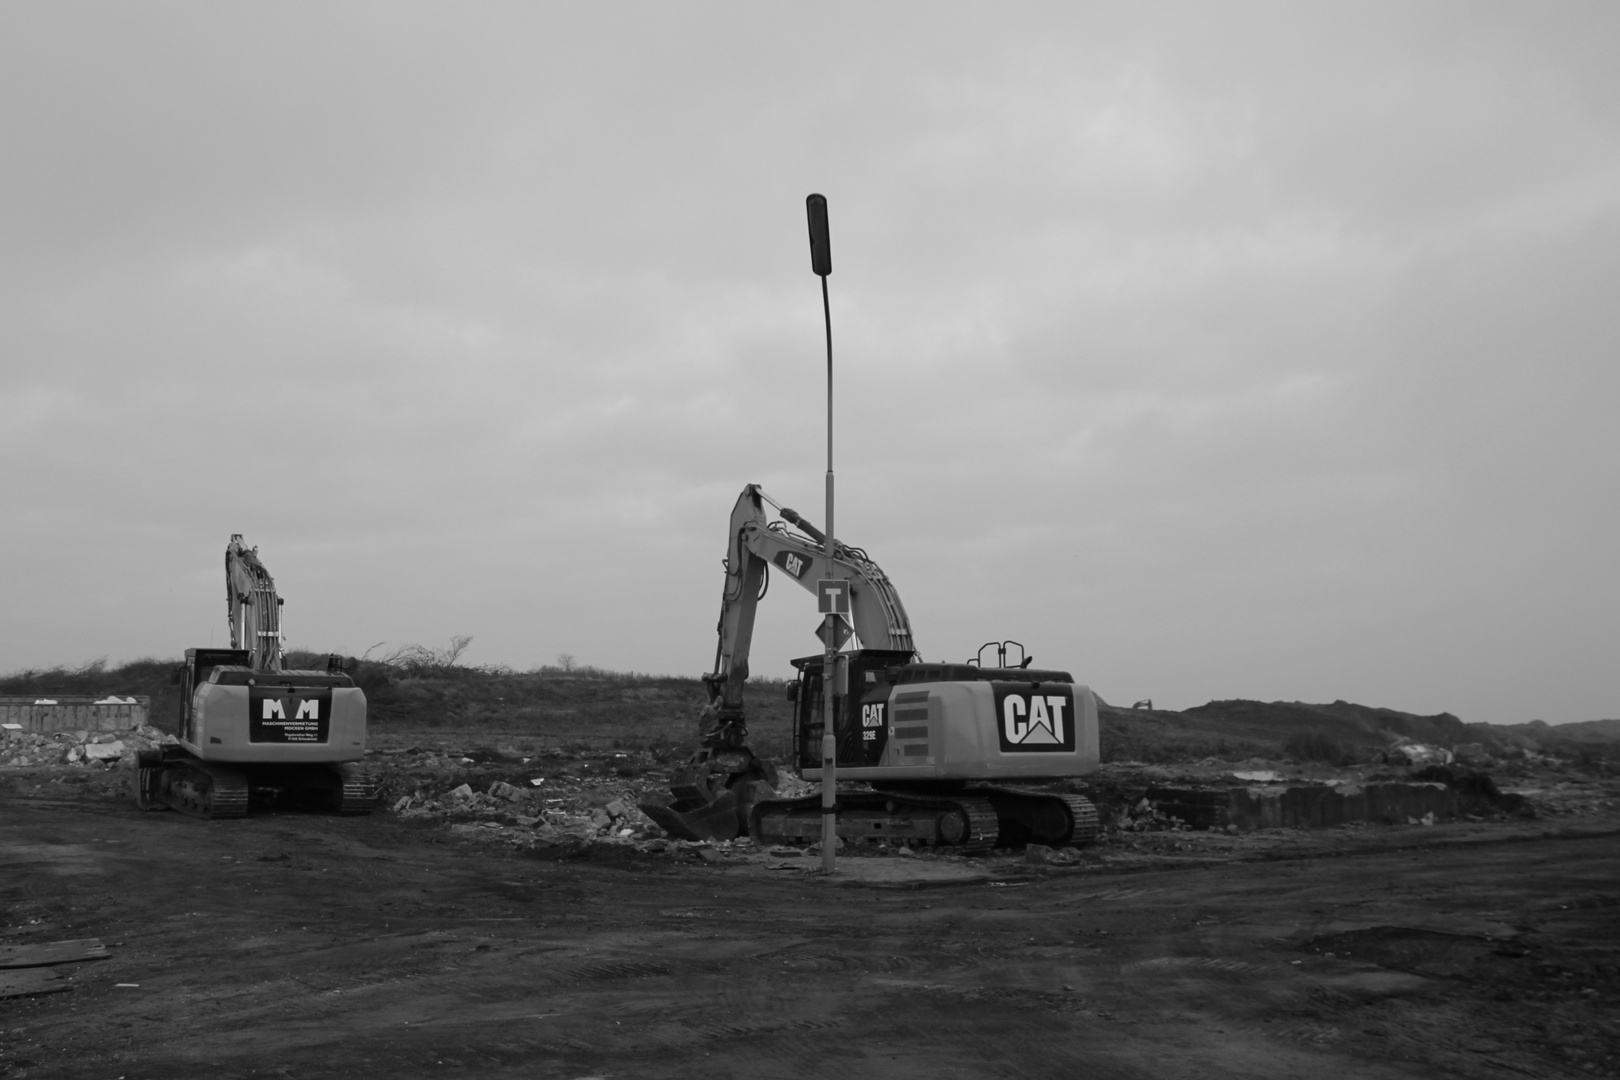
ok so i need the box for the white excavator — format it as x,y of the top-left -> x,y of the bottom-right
134,535 -> 375,818
639,485 -> 1100,852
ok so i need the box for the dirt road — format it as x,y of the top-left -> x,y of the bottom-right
3,785 -> 1617,1080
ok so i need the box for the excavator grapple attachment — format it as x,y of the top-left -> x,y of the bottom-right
637,748 -> 776,842
639,788 -> 742,843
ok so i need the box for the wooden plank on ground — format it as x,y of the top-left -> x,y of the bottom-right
0,968 -> 70,998
0,938 -> 109,968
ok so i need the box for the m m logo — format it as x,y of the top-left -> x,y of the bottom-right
249,687 -> 333,744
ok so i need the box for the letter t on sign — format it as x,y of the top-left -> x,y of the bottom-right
816,579 -> 850,616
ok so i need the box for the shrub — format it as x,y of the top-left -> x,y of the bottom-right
1283,729 -> 1350,764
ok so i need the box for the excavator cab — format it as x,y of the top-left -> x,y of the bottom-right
790,649 -> 916,773
175,648 -> 251,744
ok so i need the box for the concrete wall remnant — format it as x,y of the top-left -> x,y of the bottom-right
1147,781 -> 1458,831
0,696 -> 150,734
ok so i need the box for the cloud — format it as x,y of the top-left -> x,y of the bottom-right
1,4 -> 1615,724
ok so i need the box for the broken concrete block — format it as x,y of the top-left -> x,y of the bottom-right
604,799 -> 628,818
446,783 -> 474,800
82,741 -> 125,761
392,795 -> 413,812
1025,843 -> 1052,865
488,781 -> 523,801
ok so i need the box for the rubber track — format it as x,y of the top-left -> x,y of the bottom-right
751,792 -> 999,853
966,786 -> 1100,846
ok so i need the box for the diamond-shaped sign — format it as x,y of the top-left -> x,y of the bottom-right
815,614 -> 852,651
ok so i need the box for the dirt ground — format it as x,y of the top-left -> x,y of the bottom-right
3,746 -> 1619,1080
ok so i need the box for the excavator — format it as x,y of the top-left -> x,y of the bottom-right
134,535 -> 375,818
639,485 -> 1100,852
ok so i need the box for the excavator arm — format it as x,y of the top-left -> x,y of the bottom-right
225,534 -> 284,672
703,484 -> 916,745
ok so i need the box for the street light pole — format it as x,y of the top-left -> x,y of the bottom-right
806,193 -> 837,874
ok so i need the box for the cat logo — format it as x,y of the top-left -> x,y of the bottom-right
994,685 -> 1077,753
861,703 -> 885,728
773,550 -> 811,580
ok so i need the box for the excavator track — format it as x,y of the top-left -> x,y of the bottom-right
966,787 -> 1099,847
135,752 -> 375,817
749,791 -> 1000,853
334,762 -> 379,815
140,758 -> 250,820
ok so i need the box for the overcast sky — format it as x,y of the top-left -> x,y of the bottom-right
2,3 -> 1615,726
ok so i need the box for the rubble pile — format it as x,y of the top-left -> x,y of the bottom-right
1110,797 -> 1191,834
1380,741 -> 1454,767
0,723 -> 167,769
393,777 -> 666,849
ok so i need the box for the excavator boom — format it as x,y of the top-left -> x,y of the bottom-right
226,534 -> 284,672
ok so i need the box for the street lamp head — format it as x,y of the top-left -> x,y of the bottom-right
806,194 -> 832,277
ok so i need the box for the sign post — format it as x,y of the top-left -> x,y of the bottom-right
807,193 -> 837,874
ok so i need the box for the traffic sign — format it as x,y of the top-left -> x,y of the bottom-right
815,614 -> 852,651
816,578 -> 850,615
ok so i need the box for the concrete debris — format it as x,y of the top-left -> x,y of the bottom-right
82,740 -> 126,762
384,771 -> 670,854
1452,742 -> 1497,767
1383,742 -> 1453,767
774,775 -> 817,799
1,723 -> 166,769
1113,799 -> 1191,833
1025,843 -> 1082,866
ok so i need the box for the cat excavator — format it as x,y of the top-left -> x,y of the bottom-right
639,485 -> 1100,852
134,535 -> 375,818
